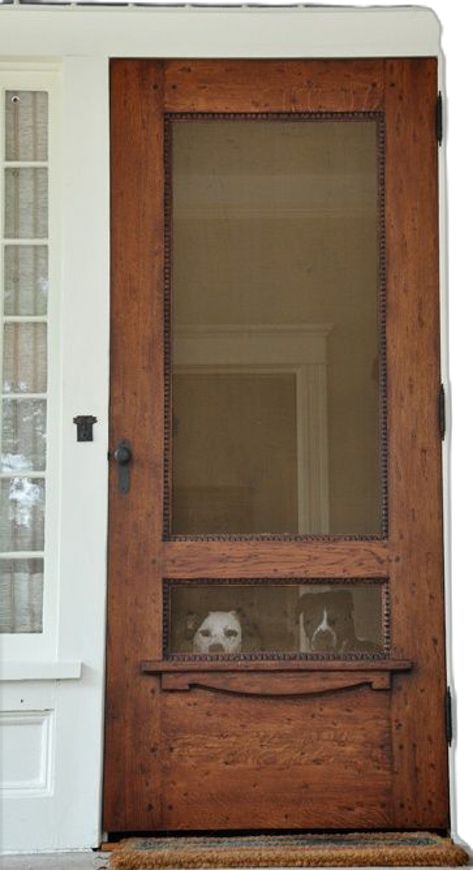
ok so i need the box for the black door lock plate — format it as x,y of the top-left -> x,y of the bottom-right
73,415 -> 98,442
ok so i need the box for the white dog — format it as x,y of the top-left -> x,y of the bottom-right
192,610 -> 242,654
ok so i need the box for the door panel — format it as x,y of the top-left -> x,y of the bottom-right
104,58 -> 448,833
160,687 -> 392,830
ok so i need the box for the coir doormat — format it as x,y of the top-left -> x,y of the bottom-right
110,831 -> 469,868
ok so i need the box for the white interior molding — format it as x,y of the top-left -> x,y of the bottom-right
175,324 -> 331,534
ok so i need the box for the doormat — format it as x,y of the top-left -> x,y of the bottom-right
109,831 -> 469,868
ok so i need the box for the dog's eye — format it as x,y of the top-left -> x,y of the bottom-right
328,617 -> 337,626
224,629 -> 238,638
199,629 -> 211,638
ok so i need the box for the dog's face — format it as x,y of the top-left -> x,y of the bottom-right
192,610 -> 242,654
297,591 -> 355,653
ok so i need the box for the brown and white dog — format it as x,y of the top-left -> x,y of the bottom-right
179,607 -> 263,655
296,590 -> 382,654
191,610 -> 242,654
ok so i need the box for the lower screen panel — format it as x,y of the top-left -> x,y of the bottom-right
165,579 -> 389,659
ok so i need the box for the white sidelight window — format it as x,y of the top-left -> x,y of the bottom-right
0,71 -> 59,646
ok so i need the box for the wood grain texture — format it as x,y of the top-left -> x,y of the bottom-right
384,57 -> 449,829
142,658 -> 412,673
103,60 -> 165,832
164,60 -> 384,113
159,671 -> 394,694
160,686 -> 392,829
105,58 -> 448,835
163,540 -> 389,578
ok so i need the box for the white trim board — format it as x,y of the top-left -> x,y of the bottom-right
0,7 -> 440,58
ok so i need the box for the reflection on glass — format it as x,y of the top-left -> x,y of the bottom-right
5,91 -> 48,162
0,478 -> 45,552
167,581 -> 385,657
3,323 -> 47,394
0,558 -> 43,633
4,246 -> 48,315
4,168 -> 48,238
1,399 -> 47,472
170,118 -> 383,536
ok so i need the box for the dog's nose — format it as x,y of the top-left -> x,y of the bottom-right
208,643 -> 225,653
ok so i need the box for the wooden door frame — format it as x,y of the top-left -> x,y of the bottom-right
105,57 -> 448,833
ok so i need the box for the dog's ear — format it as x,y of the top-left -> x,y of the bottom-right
329,590 -> 354,612
234,607 -> 248,625
184,611 -> 203,638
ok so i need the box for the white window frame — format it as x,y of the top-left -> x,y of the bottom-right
0,67 -> 62,665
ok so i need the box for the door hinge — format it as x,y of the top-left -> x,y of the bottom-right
439,384 -> 446,440
446,686 -> 454,745
436,92 -> 443,145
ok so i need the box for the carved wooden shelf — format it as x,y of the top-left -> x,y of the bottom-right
141,659 -> 412,696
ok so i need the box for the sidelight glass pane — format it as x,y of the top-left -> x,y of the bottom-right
4,168 -> 48,238
3,323 -> 47,394
0,558 -> 43,633
0,478 -> 45,552
5,91 -> 48,162
4,245 -> 48,315
167,581 -> 386,657
169,117 -> 384,536
1,399 -> 47,472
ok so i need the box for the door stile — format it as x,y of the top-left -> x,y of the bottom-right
104,59 -> 166,831
384,57 -> 448,828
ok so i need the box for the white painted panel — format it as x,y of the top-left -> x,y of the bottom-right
0,710 -> 53,796
1,57 -> 110,853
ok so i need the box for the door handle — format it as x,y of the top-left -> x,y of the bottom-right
113,439 -> 132,494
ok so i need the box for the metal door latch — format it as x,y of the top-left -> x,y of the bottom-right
112,439 -> 132,493
73,415 -> 97,442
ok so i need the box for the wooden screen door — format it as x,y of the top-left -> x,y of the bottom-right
104,58 -> 449,834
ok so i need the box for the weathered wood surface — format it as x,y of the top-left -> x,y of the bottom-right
163,59 -> 385,113
163,540 -> 389,578
103,59 -> 166,832
160,686 -> 393,829
384,57 -> 448,829
105,58 -> 448,834
159,671 -> 394,694
141,658 -> 412,673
